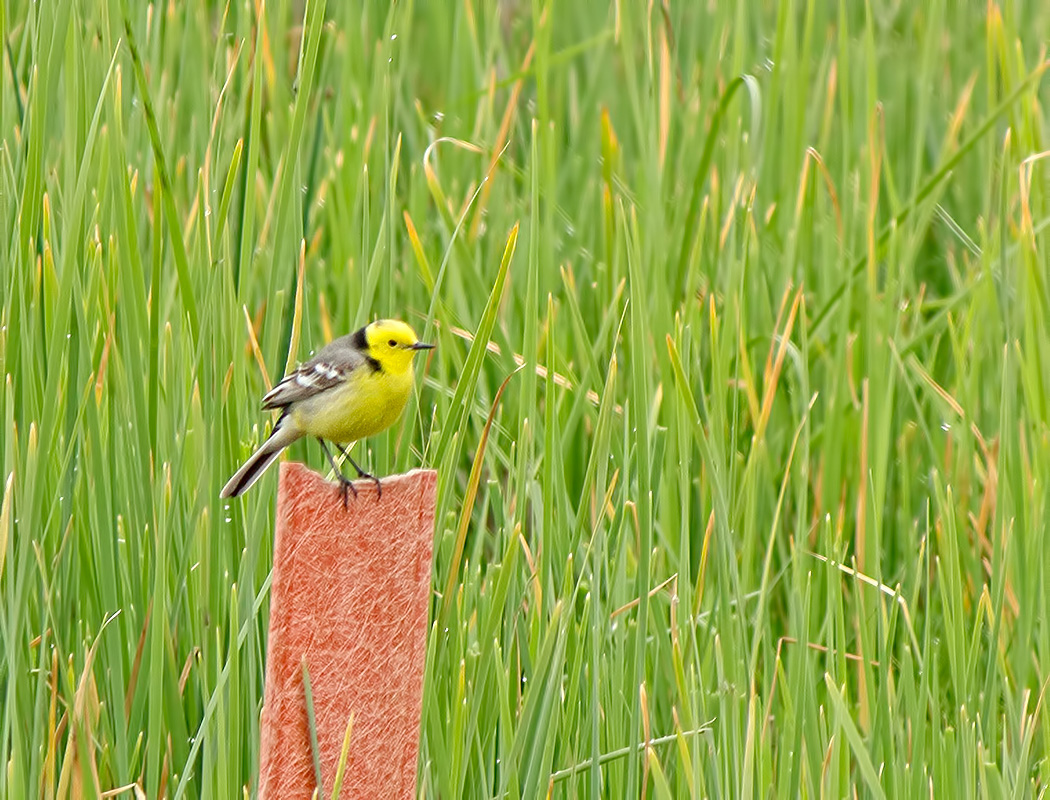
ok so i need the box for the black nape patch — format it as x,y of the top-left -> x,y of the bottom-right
351,325 -> 369,351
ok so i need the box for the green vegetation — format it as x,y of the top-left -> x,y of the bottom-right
2,0 -> 1049,796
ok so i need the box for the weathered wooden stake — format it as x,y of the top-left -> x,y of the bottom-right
258,462 -> 436,798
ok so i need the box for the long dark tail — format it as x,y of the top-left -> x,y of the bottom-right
220,416 -> 301,498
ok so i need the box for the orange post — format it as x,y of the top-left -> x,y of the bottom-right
257,462 -> 436,799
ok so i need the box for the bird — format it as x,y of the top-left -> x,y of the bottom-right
220,319 -> 434,505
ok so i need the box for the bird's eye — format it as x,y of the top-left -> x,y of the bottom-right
389,339 -> 397,347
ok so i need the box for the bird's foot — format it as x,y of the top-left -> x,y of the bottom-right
336,473 -> 358,509
354,468 -> 382,500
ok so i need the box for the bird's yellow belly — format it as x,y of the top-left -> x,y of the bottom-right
292,368 -> 412,444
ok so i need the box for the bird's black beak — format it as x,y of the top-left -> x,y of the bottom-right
410,342 -> 435,351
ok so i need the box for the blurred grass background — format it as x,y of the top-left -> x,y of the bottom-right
2,0 -> 1050,796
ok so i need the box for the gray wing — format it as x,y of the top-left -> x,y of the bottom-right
260,334 -> 365,409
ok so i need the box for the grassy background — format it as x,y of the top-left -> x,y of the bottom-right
2,0 -> 1050,796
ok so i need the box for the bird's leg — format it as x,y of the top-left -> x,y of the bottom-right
318,438 -> 357,508
337,443 -> 382,500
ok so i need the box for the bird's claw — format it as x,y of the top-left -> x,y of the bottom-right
338,474 -> 358,510
356,470 -> 382,501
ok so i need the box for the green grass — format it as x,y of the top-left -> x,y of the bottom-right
2,0 -> 1050,796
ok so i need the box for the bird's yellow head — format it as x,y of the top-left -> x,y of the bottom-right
361,319 -> 434,375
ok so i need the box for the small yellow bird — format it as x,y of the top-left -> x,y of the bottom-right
220,319 -> 434,503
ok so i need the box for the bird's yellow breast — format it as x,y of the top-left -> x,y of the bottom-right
291,365 -> 413,444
